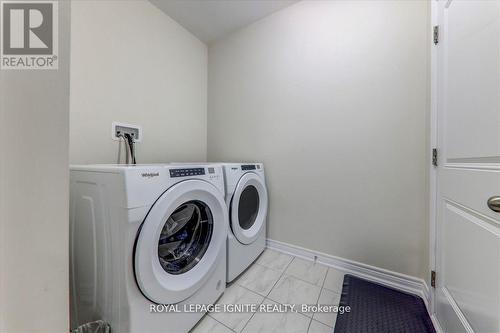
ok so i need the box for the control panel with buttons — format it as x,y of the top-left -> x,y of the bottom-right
241,165 -> 256,171
169,168 -> 205,178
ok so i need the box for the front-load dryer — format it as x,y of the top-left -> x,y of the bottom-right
70,164 -> 227,333
221,163 -> 268,282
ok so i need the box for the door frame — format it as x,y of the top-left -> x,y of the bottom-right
429,0 -> 439,318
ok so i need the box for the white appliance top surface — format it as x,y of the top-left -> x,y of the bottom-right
70,163 -> 215,169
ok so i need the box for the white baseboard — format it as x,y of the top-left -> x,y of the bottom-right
431,314 -> 444,333
266,238 -> 431,309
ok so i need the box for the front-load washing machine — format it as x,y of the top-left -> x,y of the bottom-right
70,164 -> 227,333
221,163 -> 268,282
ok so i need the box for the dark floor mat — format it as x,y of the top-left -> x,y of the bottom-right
333,275 -> 436,333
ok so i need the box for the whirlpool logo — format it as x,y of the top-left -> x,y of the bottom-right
1,1 -> 58,70
141,172 -> 160,179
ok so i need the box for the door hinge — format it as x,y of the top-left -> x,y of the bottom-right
433,25 -> 439,45
432,148 -> 438,167
431,270 -> 436,288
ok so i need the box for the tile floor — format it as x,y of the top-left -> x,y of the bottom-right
191,249 -> 346,333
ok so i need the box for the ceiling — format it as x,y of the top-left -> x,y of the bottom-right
150,0 -> 299,44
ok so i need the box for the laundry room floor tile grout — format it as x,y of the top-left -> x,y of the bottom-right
193,250 -> 342,333
238,253 -> 296,333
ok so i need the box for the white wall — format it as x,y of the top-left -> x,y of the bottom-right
0,1 -> 71,331
70,0 -> 207,164
208,0 -> 429,279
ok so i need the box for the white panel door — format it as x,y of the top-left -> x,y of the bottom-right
435,1 -> 500,332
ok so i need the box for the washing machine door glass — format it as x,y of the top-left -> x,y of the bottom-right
158,200 -> 213,275
231,173 -> 268,245
134,179 -> 227,305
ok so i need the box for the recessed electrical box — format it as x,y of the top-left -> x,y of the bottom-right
112,122 -> 142,142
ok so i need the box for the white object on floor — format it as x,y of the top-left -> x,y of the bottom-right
220,163 -> 268,282
70,164 -> 228,333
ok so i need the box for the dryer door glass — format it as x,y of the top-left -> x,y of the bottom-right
158,200 -> 213,275
238,185 -> 260,230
